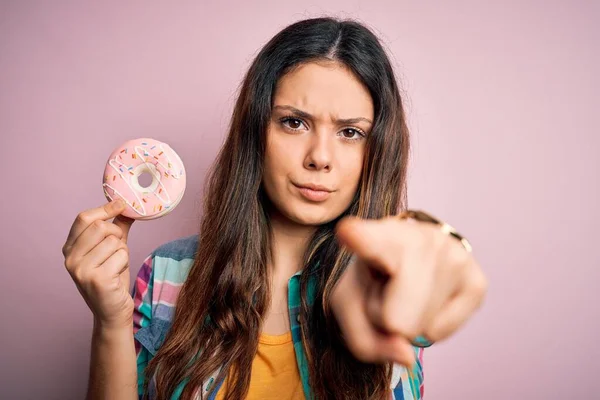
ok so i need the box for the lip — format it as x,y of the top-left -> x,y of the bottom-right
295,182 -> 333,192
293,182 -> 333,202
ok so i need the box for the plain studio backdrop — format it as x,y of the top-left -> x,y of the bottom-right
1,1 -> 597,399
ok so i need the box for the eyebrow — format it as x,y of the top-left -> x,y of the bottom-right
273,105 -> 373,125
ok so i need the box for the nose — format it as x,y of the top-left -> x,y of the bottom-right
303,130 -> 332,172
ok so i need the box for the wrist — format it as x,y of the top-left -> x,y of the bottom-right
93,316 -> 133,335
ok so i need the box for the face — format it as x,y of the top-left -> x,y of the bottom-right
262,61 -> 374,226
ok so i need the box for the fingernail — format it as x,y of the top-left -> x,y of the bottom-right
114,199 -> 125,208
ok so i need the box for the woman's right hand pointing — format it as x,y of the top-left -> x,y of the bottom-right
62,199 -> 136,330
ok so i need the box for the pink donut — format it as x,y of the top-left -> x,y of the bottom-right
102,138 -> 186,220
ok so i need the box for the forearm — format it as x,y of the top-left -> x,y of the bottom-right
87,319 -> 138,400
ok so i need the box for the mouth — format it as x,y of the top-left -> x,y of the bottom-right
293,182 -> 333,202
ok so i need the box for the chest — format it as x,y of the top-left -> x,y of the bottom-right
262,279 -> 292,335
215,332 -> 303,400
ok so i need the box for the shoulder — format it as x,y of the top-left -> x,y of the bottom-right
152,233 -> 199,261
146,234 -> 199,286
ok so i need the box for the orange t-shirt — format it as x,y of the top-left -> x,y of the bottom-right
215,331 -> 304,400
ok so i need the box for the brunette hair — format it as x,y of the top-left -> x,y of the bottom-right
143,17 -> 411,400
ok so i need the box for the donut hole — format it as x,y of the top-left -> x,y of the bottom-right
131,164 -> 160,193
138,171 -> 154,188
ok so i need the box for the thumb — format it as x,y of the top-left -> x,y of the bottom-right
112,214 -> 135,244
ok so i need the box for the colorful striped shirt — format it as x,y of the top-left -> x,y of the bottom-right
132,234 -> 429,399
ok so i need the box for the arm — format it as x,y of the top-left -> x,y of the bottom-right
87,320 -> 138,400
86,253 -> 155,400
61,200 -> 138,400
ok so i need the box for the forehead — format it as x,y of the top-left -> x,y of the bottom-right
273,61 -> 374,120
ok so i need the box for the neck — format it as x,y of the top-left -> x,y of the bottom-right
268,209 -> 316,278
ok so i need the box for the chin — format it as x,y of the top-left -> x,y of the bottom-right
283,202 -> 339,227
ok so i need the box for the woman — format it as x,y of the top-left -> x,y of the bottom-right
62,17 -> 487,400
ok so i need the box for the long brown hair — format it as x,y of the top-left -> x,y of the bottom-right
143,17 -> 411,400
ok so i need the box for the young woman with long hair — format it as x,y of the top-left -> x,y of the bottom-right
63,17 -> 487,400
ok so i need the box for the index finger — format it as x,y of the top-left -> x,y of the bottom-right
335,216 -> 399,275
64,199 -> 126,252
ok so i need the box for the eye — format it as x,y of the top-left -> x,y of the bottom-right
280,117 -> 307,131
339,128 -> 365,141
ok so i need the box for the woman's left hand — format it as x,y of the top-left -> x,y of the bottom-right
330,215 -> 488,367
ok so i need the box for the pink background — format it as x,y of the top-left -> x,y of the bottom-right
1,1 -> 598,398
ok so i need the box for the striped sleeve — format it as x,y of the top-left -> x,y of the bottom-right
132,254 -> 155,398
410,347 -> 425,399
392,347 -> 425,400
